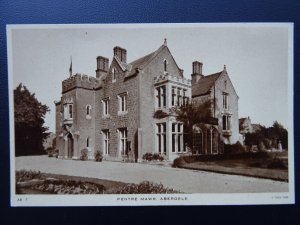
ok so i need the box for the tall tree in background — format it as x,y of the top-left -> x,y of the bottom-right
14,83 -> 50,156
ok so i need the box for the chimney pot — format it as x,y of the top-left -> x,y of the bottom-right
113,46 -> 127,63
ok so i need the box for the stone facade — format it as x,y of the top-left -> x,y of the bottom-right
55,40 -> 239,161
192,63 -> 239,146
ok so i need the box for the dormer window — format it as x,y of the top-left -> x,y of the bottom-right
112,67 -> 116,82
164,59 -> 168,72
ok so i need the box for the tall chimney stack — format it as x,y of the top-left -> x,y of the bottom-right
113,46 -> 127,63
96,56 -> 109,79
191,61 -> 204,85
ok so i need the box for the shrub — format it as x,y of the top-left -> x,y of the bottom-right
116,181 -> 179,194
80,148 -> 88,161
16,170 -> 42,182
267,158 -> 288,169
152,153 -> 164,161
263,138 -> 272,150
94,150 -> 103,162
33,179 -> 105,194
153,110 -> 169,119
142,153 -> 164,161
173,157 -> 186,168
143,152 -> 153,161
172,151 -> 271,168
54,149 -> 59,158
258,142 -> 266,152
47,147 -> 54,157
224,141 -> 245,155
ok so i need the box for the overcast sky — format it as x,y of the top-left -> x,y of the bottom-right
9,24 -> 292,132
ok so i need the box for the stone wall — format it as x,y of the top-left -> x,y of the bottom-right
139,46 -> 184,159
96,58 -> 139,161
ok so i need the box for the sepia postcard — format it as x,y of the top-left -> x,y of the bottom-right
7,23 -> 294,206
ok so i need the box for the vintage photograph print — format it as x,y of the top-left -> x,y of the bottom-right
7,23 -> 294,206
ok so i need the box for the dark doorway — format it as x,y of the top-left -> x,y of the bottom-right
67,133 -> 74,158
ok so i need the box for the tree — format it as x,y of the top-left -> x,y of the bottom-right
172,100 -> 213,149
14,83 -> 50,156
244,121 -> 288,150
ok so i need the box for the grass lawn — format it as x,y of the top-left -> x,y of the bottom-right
180,154 -> 288,182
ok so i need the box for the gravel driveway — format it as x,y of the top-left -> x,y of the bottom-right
15,156 -> 288,193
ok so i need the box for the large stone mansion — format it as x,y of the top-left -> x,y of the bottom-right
55,39 -> 239,161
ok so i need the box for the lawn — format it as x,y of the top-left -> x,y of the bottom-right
176,151 -> 288,182
16,170 -> 180,194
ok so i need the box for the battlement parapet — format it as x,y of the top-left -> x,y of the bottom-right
62,73 -> 101,93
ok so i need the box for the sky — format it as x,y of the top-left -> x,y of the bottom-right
9,24 -> 293,132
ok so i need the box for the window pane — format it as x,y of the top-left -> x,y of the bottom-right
172,123 -> 175,132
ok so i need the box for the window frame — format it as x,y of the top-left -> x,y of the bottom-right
172,123 -> 184,153
64,103 -> 73,120
156,85 -> 166,108
118,93 -> 128,114
156,123 -> 166,154
223,92 -> 229,109
112,67 -> 116,83
102,98 -> 110,116
119,128 -> 128,155
102,130 -> 110,155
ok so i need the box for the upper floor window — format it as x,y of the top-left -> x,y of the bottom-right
118,93 -> 127,114
112,67 -> 116,82
222,115 -> 231,130
64,104 -> 73,120
172,86 -> 187,107
183,89 -> 189,105
164,59 -> 168,72
102,98 -> 109,116
223,93 -> 228,109
156,85 -> 166,108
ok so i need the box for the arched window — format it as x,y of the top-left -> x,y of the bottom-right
86,105 -> 92,116
207,127 -> 219,154
193,127 -> 203,154
164,59 -> 167,72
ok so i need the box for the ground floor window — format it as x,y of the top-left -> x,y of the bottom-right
193,128 -> 203,154
102,130 -> 110,155
172,123 -> 184,153
156,123 -> 166,154
119,128 -> 127,155
207,127 -> 218,154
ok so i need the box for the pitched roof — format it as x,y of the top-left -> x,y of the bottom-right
125,44 -> 165,77
192,71 -> 223,97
